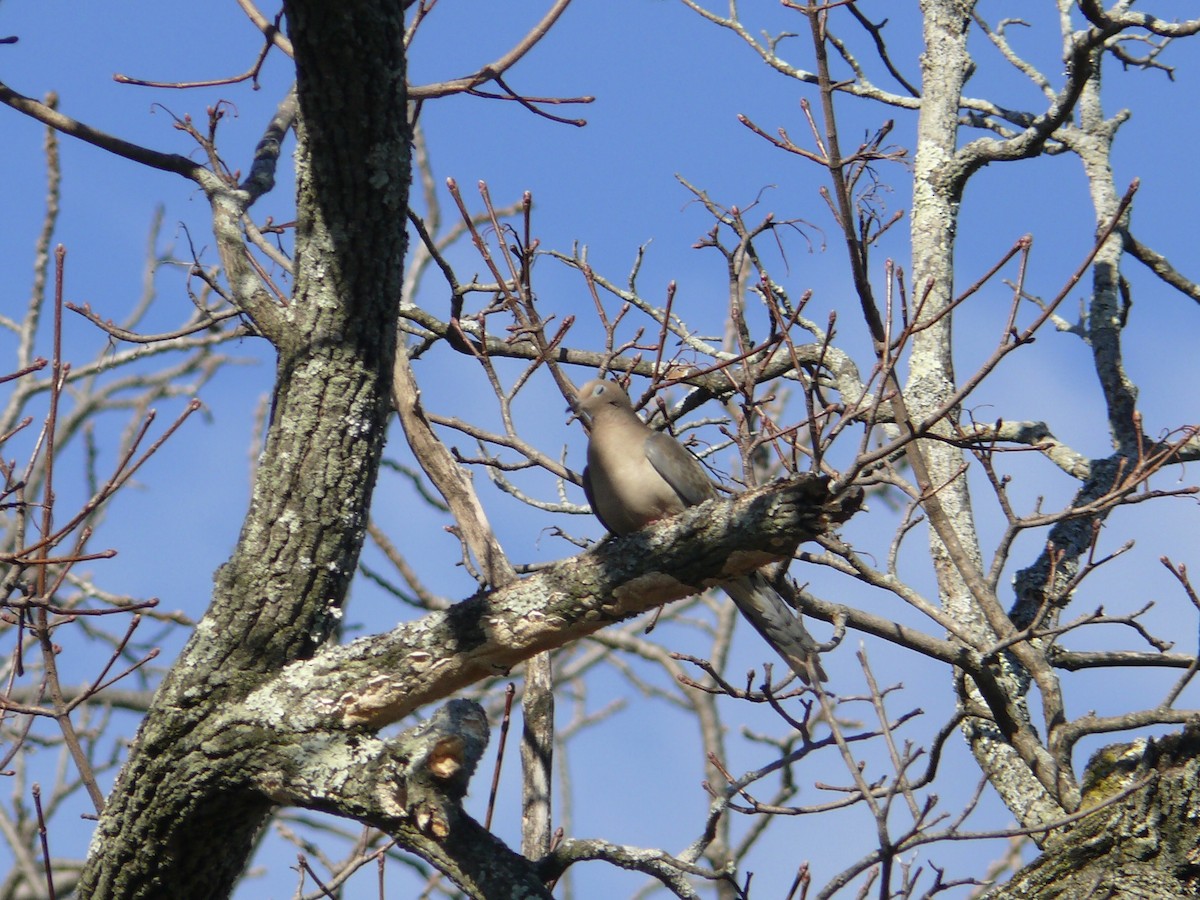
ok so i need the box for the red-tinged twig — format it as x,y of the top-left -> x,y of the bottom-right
38,247 -> 67,598
479,182 -> 527,319
0,415 -> 34,448
0,359 -> 48,385
860,651 -> 922,821
784,863 -> 812,900
35,601 -> 107,812
466,74 -> 592,127
32,784 -> 56,900
650,281 -> 677,385
25,248 -> 107,812
485,684 -> 517,831
1158,558 -> 1200,708
23,400 -> 203,561
738,112 -> 828,166
0,701 -> 37,773
71,618 -> 160,709
297,854 -> 337,899
409,0 -> 578,103
65,302 -> 242,344
655,334 -> 785,389
115,12 -> 279,91
446,180 -> 519,309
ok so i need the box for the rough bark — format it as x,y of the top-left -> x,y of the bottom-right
986,727 -> 1200,898
911,0 -> 1068,833
76,2 -> 409,896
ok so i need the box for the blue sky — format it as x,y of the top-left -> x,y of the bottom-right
2,2 -> 1199,897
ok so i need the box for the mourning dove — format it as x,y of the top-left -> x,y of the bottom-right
577,378 -> 827,684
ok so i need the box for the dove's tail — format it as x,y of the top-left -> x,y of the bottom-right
722,574 -> 827,685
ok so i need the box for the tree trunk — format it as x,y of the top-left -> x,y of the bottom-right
986,727 -> 1200,898
76,2 -> 409,896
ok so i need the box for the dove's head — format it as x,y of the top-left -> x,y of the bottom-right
576,379 -> 634,420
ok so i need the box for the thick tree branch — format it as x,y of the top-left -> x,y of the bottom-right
0,82 -> 203,179
252,475 -> 862,729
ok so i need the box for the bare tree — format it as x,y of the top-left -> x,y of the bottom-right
2,1 -> 1200,898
